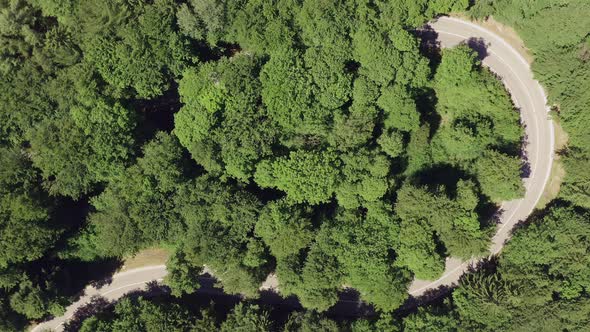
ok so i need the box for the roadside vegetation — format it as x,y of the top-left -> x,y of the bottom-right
0,0 -> 588,331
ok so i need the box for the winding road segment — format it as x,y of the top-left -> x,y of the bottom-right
408,16 -> 554,296
32,265 -> 168,332
32,16 -> 554,331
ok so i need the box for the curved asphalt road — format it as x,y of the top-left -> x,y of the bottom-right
408,17 -> 554,295
32,17 -> 554,331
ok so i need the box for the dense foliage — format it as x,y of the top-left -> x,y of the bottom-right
8,0 -> 590,329
76,294 -> 356,332
78,296 -> 270,332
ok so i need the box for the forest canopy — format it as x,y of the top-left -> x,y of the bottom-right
7,0 -> 590,330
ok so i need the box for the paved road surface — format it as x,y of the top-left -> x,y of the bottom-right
408,17 -> 554,295
32,265 -> 167,332
32,17 -> 554,331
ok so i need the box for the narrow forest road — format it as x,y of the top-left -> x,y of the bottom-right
408,16 -> 554,295
32,17 -> 554,331
32,265 -> 168,332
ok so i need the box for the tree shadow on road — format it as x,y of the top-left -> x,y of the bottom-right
466,37 -> 490,61
62,281 -> 169,332
62,295 -> 112,332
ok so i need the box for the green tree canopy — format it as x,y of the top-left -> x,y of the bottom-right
255,199 -> 315,259
254,150 -> 341,205
74,132 -> 188,258
0,148 -> 58,267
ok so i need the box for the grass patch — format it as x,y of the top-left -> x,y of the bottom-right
537,120 -> 568,208
121,247 -> 170,272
